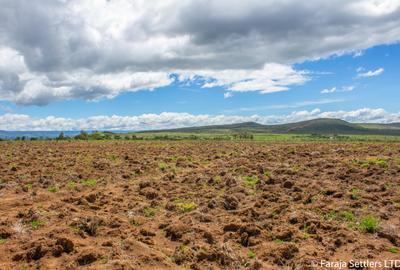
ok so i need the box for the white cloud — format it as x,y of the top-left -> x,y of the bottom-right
1,108 -> 399,131
223,92 -> 233,99
321,85 -> 355,94
353,50 -> 364,58
178,63 -> 309,94
0,0 -> 399,105
358,68 -> 384,78
321,87 -> 337,94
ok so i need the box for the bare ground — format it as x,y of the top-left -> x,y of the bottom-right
0,141 -> 399,269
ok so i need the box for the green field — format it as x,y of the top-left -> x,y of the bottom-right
115,132 -> 400,142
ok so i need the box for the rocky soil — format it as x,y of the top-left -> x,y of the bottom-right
0,141 -> 399,269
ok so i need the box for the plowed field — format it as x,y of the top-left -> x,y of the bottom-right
0,141 -> 399,269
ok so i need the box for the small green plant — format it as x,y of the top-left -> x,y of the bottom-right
174,199 -> 197,212
0,238 -> 6,244
350,188 -> 360,200
158,162 -> 168,171
143,207 -> 156,217
30,220 -> 44,230
247,250 -> 256,258
24,183 -> 33,190
179,202 -> 197,212
388,247 -> 398,254
273,239 -> 284,244
324,210 -> 337,221
47,185 -> 58,193
340,211 -> 355,222
242,175 -> 259,187
81,179 -> 97,187
263,169 -> 271,178
359,216 -> 379,233
67,181 -> 77,189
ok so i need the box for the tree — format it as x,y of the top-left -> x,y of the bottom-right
57,131 -> 66,140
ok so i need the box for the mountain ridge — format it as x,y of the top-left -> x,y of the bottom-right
137,118 -> 400,135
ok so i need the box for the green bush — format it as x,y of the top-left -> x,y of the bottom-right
359,216 -> 379,233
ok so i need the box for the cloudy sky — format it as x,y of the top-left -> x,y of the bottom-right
0,0 -> 399,130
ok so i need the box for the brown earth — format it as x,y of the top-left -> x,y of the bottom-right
0,141 -> 399,269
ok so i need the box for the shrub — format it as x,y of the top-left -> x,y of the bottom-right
359,216 -> 379,233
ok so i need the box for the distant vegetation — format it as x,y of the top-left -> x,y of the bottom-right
2,118 -> 400,142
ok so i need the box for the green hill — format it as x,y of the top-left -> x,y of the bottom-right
138,118 -> 400,136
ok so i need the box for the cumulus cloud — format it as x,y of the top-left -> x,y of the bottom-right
357,68 -> 385,78
0,0 -> 399,105
1,108 -> 399,131
178,63 -> 308,94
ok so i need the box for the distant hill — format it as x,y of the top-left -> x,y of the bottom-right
138,118 -> 400,136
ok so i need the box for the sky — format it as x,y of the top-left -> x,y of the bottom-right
0,0 -> 400,131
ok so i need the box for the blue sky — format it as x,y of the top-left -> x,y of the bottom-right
0,0 -> 399,130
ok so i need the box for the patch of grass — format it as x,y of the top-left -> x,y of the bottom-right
310,195 -> 319,203
247,250 -> 256,258
173,199 -> 197,212
81,179 -> 97,187
324,210 -> 337,221
263,169 -> 271,178
0,238 -> 6,244
388,247 -> 398,254
179,202 -> 197,212
107,154 -> 121,165
355,157 -> 388,169
30,220 -> 44,230
340,211 -> 355,222
67,181 -> 77,189
143,207 -> 157,217
359,216 -> 379,233
214,175 -> 222,184
350,188 -> 360,200
242,175 -> 259,187
70,225 -> 82,234
47,185 -> 58,193
158,162 -> 168,171
273,239 -> 284,244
